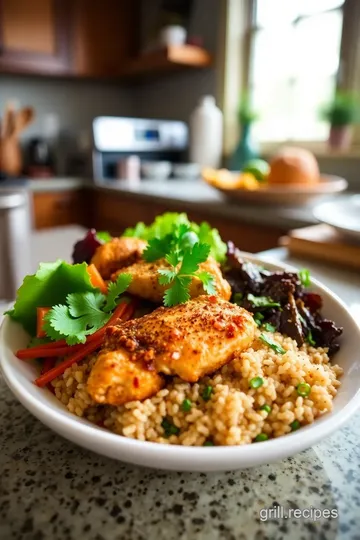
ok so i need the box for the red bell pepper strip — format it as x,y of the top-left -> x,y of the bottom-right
16,301 -> 131,360
34,301 -> 135,387
41,357 -> 56,375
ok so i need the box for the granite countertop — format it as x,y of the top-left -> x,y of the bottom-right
0,177 -> 90,193
1,228 -> 360,540
0,176 -> 323,230
94,179 -> 321,230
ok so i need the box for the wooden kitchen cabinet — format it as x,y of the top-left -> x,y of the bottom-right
92,191 -> 284,253
32,190 -> 90,229
0,0 -> 137,77
71,0 -> 139,77
0,0 -> 71,75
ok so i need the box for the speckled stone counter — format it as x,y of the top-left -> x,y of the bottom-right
1,245 -> 360,540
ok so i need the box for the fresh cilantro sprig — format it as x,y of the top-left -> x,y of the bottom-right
124,212 -> 227,262
140,220 -> 217,307
161,243 -> 216,307
143,229 -> 216,307
43,274 -> 132,345
6,260 -> 95,335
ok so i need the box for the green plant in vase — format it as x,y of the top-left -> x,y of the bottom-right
320,91 -> 360,151
229,95 -> 259,170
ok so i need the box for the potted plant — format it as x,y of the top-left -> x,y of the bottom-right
229,96 -> 259,170
320,92 -> 360,151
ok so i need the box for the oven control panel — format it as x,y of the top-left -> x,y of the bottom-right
93,117 -> 188,152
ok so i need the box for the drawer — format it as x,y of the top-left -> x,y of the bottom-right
33,190 -> 84,229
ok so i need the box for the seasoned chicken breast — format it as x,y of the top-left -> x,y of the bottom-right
87,296 -> 255,405
91,237 -> 146,279
112,256 -> 231,303
87,350 -> 165,405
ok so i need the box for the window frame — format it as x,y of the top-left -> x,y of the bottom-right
219,0 -> 360,156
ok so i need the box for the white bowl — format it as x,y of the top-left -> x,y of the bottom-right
313,195 -> 360,241
207,174 -> 347,206
172,163 -> 201,180
1,256 -> 360,472
141,161 -> 172,180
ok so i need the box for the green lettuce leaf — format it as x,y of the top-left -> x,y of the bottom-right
123,212 -> 226,262
6,260 -> 95,335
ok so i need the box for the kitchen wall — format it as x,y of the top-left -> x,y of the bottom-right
0,75 -> 133,141
317,156 -> 360,191
131,0 -> 219,122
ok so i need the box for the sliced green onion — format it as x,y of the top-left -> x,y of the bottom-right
253,312 -> 265,327
299,268 -> 311,287
290,420 -> 301,431
249,376 -> 264,389
181,398 -> 192,412
203,440 -> 214,446
306,330 -> 316,346
298,313 -> 306,325
254,433 -> 269,442
161,418 -> 180,437
296,382 -> 311,397
259,333 -> 286,355
233,292 -> 244,305
260,404 -> 271,414
247,294 -> 281,308
263,322 -> 276,333
202,385 -> 213,401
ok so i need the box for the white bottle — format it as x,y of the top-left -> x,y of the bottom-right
189,95 -> 223,169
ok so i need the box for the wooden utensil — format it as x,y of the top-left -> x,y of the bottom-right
0,106 -> 35,176
12,107 -> 35,137
1,102 -> 15,139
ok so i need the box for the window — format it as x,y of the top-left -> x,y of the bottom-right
249,0 -> 345,143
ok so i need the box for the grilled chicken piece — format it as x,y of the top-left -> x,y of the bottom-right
87,296 -> 255,405
91,237 -> 146,279
87,350 -> 165,405
112,257 -> 231,303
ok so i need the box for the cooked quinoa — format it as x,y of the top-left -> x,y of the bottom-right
51,329 -> 343,446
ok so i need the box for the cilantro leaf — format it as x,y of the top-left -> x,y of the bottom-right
123,212 -> 226,262
196,271 -> 216,295
43,305 -> 90,344
163,276 -> 192,307
247,294 -> 280,308
165,249 -> 182,267
103,274 -> 132,312
44,296 -> 111,345
158,268 -> 177,285
175,223 -> 191,240
159,243 -> 214,306
6,260 -> 95,335
180,243 -> 211,275
41,271 -> 132,345
195,221 -> 227,262
125,213 -> 222,306
67,291 -> 106,318
143,235 -> 173,262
